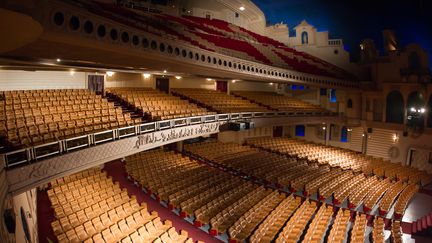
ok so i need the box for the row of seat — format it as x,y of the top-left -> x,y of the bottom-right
106,88 -> 215,121
172,88 -> 269,113
326,209 -> 350,242
275,200 -> 317,243
232,91 -> 328,113
350,213 -> 367,242
249,195 -> 302,242
302,204 -> 333,242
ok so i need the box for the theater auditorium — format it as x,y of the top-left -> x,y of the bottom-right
0,0 -> 431,242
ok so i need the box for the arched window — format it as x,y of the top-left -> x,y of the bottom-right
427,95 -> 432,128
301,31 -> 309,44
295,125 -> 305,137
340,126 -> 348,142
329,89 -> 337,102
407,91 -> 425,128
386,91 -> 404,124
409,52 -> 421,70
347,99 -> 353,108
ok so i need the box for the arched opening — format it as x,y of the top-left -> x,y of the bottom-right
329,89 -> 337,103
295,125 -> 305,137
386,91 -> 404,124
407,91 -> 425,128
347,99 -> 353,108
340,126 -> 348,142
301,31 -> 309,44
427,95 -> 432,128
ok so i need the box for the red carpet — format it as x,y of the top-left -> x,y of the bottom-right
37,188 -> 57,243
103,160 -> 221,243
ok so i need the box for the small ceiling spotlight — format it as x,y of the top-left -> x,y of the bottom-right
239,6 -> 245,11
175,76 -> 182,80
143,73 -> 151,79
56,58 -> 61,62
106,71 -> 115,77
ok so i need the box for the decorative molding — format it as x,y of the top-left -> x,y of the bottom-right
6,122 -> 223,195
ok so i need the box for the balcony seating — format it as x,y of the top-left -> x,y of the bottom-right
227,191 -> 285,242
372,217 -> 385,243
350,213 -> 367,242
106,88 -> 214,121
48,167 -> 192,243
326,209 -> 350,242
275,200 -> 317,243
1,89 -> 138,149
232,91 -> 328,114
172,88 -> 269,113
249,195 -> 301,242
332,174 -> 366,204
302,204 -> 333,242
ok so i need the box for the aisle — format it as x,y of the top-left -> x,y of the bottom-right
103,160 -> 221,243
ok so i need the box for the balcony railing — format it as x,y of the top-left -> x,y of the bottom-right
328,39 -> 343,46
2,111 -> 334,168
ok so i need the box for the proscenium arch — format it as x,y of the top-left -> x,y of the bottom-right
385,90 -> 404,124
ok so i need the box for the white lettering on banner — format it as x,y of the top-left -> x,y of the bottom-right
134,123 -> 220,149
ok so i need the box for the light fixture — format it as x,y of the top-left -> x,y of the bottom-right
106,71 -> 115,77
175,76 -> 182,80
69,70 -> 75,75
163,70 -> 167,73
239,6 -> 245,11
206,78 -> 213,81
143,73 -> 151,79
420,108 -> 426,113
322,126 -> 326,130
410,107 -> 416,112
232,79 -> 237,83
347,128 -> 352,132
393,134 -> 399,142
56,58 -> 61,62
269,82 -> 273,85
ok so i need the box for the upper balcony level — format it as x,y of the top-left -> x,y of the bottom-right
0,0 -> 359,89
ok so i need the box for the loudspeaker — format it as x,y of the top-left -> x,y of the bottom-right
4,209 -> 15,234
367,128 -> 373,133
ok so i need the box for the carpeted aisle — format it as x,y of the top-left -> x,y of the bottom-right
37,188 -> 57,243
103,160 -> 221,243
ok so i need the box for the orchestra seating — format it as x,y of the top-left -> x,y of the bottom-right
372,217 -> 385,243
249,195 -> 302,242
392,221 -> 403,243
48,167 -> 192,243
232,91 -> 328,114
326,209 -> 350,242
171,88 -> 269,113
302,204 -> 333,242
0,89 -> 139,149
275,200 -> 317,242
106,88 -> 214,121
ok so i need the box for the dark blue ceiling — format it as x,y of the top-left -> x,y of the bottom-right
252,0 -> 432,65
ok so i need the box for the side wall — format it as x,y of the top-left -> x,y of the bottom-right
13,189 -> 37,243
0,70 -> 86,90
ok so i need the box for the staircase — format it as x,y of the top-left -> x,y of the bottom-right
105,94 -> 148,123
